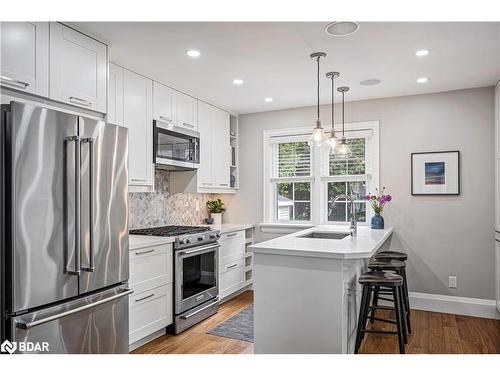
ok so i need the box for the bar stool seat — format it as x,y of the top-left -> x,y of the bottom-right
359,270 -> 403,286
368,259 -> 406,271
355,271 -> 406,354
374,250 -> 408,261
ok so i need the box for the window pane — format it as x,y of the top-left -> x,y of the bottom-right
276,182 -> 311,222
328,182 -> 346,201
348,181 -> 366,199
328,201 -> 346,222
277,182 -> 293,200
349,202 -> 366,222
327,182 -> 367,223
330,138 -> 365,176
294,202 -> 311,221
294,182 -> 310,201
277,141 -> 311,177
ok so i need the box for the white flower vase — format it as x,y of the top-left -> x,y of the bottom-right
211,213 -> 222,226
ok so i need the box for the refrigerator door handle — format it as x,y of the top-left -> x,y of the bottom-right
67,135 -> 81,276
81,137 -> 95,272
15,289 -> 133,330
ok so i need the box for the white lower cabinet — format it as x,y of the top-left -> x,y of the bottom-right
218,230 -> 246,299
129,242 -> 173,348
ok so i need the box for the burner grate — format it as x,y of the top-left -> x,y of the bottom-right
129,225 -> 210,237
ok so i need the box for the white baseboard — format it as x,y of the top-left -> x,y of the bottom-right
409,292 -> 500,320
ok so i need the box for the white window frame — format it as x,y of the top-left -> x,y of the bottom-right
262,121 -> 379,228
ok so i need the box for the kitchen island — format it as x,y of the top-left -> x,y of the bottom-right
249,225 -> 394,354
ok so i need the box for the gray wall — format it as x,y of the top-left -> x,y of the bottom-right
224,87 -> 495,300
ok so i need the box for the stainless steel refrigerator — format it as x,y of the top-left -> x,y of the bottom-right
0,102 -> 130,353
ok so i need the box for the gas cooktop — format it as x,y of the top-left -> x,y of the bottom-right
129,225 -> 210,237
129,225 -> 220,250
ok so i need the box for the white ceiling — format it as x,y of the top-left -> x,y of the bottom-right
73,22 -> 500,114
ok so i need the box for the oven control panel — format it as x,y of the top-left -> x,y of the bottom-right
175,230 -> 220,250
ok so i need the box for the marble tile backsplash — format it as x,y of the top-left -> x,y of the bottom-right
129,170 -> 215,229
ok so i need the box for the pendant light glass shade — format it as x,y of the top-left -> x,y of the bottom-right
323,71 -> 340,153
335,86 -> 351,158
308,52 -> 328,147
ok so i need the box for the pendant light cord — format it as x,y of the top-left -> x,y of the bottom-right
342,90 -> 345,137
331,77 -> 335,134
316,56 -> 320,120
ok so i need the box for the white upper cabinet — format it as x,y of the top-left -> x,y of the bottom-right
197,101 -> 214,188
212,108 -> 231,188
49,22 -> 107,113
196,102 -> 230,189
108,63 -> 124,126
175,91 -> 198,130
123,69 -> 154,187
0,22 -> 49,96
153,81 -> 175,124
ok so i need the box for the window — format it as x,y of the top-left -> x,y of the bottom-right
326,138 -> 368,223
263,122 -> 379,226
271,140 -> 312,222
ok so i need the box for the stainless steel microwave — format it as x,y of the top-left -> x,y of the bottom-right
153,120 -> 200,170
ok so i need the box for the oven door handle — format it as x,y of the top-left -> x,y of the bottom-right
179,298 -> 219,320
178,244 -> 220,257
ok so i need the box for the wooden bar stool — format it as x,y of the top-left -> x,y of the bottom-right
354,271 -> 406,354
368,259 -> 411,336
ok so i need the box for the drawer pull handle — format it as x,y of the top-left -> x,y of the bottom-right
227,263 -> 238,270
131,178 -> 148,182
69,96 -> 92,107
226,233 -> 238,237
0,75 -> 30,89
159,115 -> 173,122
202,182 -> 213,186
182,122 -> 195,128
134,293 -> 155,302
135,249 -> 155,255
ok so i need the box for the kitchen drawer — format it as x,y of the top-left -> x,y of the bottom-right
219,258 -> 245,299
129,284 -> 172,344
219,230 -> 245,265
129,244 -> 172,295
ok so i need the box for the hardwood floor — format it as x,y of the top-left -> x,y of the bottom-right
133,290 -> 500,354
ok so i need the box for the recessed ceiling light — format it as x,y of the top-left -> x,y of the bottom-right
360,79 -> 381,86
416,49 -> 430,57
325,21 -> 359,36
417,77 -> 429,83
264,97 -> 273,102
186,50 -> 200,58
232,78 -> 244,85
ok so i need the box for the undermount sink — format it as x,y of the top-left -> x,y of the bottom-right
299,231 -> 351,240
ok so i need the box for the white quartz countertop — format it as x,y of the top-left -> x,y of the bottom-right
129,235 -> 175,250
249,225 -> 393,259
210,223 -> 255,233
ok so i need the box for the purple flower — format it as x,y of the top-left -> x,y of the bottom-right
385,194 -> 392,202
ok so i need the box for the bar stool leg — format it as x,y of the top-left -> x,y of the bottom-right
393,286 -> 406,354
354,285 -> 370,354
401,268 -> 412,334
397,286 -> 408,344
369,286 -> 379,324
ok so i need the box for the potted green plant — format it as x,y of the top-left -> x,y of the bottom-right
206,198 -> 225,225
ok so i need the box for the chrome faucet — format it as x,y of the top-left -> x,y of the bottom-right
332,194 -> 357,237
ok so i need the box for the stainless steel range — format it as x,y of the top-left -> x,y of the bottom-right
129,225 -> 220,334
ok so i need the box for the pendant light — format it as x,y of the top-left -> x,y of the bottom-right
308,52 -> 328,147
323,71 -> 340,153
336,86 -> 351,157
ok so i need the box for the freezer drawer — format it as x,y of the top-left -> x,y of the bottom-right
10,286 -> 132,354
